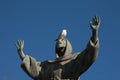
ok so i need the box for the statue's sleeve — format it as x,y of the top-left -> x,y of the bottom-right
21,55 -> 41,79
74,39 -> 99,75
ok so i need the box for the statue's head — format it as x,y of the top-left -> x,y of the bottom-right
55,29 -> 72,58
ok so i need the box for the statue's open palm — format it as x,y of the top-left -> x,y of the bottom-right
16,40 -> 24,50
90,16 -> 100,31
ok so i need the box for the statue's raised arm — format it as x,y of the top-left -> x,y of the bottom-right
74,16 -> 100,75
16,40 -> 41,79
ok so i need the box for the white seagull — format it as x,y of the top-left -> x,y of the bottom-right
57,29 -> 67,40
61,29 -> 67,37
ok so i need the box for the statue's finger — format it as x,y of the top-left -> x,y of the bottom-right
20,40 -> 22,45
21,40 -> 24,44
90,21 -> 95,29
96,16 -> 99,23
98,16 -> 100,24
20,40 -> 23,46
17,40 -> 20,47
95,16 -> 98,23
15,43 -> 19,49
92,17 -> 97,24
18,40 -> 22,47
22,40 -> 24,46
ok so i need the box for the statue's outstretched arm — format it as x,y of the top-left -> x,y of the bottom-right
75,16 -> 100,75
16,40 -> 41,79
16,40 -> 25,60
85,16 -> 100,61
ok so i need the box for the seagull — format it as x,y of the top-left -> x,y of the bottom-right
56,29 -> 67,40
61,29 -> 67,37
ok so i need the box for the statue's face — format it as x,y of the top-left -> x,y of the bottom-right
56,38 -> 66,50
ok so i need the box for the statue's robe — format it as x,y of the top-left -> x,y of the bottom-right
21,39 -> 99,80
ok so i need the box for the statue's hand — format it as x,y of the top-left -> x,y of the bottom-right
90,16 -> 100,31
16,40 -> 24,51
15,40 -> 25,60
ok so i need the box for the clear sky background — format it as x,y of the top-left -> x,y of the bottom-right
0,0 -> 120,80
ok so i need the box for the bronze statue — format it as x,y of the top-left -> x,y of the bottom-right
16,16 -> 100,80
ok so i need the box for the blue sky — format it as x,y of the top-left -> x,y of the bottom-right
0,0 -> 120,80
